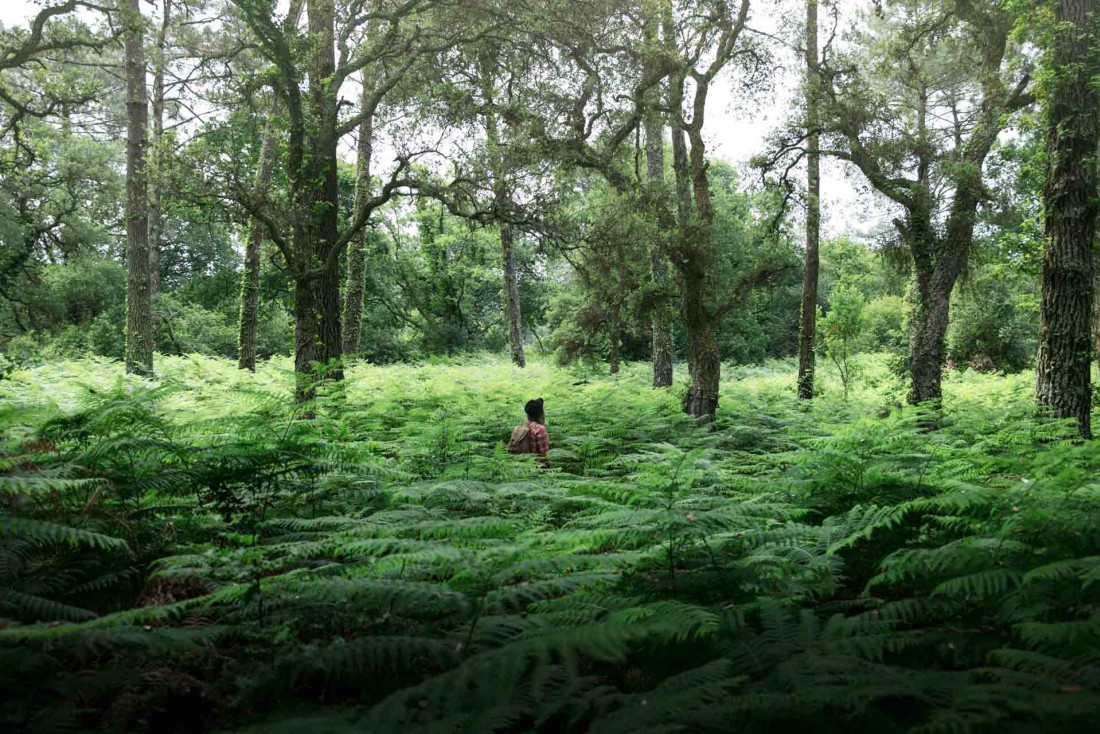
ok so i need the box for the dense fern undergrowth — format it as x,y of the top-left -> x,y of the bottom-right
2,354 -> 1099,733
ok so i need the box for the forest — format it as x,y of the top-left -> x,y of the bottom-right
2,0 -> 1100,731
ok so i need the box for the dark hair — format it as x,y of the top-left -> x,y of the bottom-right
524,397 -> 544,422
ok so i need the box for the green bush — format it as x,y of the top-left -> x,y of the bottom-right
860,295 -> 907,352
947,264 -> 1039,373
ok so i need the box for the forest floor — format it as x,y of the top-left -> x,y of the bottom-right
2,355 -> 1099,732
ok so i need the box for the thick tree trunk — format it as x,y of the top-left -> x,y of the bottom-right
1093,251 -> 1100,370
149,0 -> 170,297
293,246 -> 318,402
1036,0 -> 1098,439
644,90 -> 673,387
342,76 -> 375,356
667,67 -> 718,419
123,0 -> 153,376
682,255 -> 719,418
481,51 -> 525,367
797,0 -> 820,401
308,0 -> 342,379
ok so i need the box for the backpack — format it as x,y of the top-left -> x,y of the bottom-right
507,424 -> 532,454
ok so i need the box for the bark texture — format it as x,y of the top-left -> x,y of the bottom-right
342,75 -> 376,356
1036,0 -> 1098,438
1093,251 -> 1100,370
644,83 -> 673,388
309,0 -> 343,379
149,0 -> 170,297
797,0 -> 820,401
124,0 -> 153,376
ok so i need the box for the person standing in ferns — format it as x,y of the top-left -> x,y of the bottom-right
508,398 -> 549,463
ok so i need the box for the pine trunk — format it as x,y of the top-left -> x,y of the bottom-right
308,0 -> 342,379
149,0 -> 170,298
1036,0 -> 1098,439
797,0 -> 820,401
342,76 -> 375,356
644,88 -> 673,388
124,0 -> 153,376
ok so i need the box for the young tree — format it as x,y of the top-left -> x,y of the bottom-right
123,0 -> 153,375
1035,0 -> 1099,438
819,282 -> 865,398
797,0 -> 821,400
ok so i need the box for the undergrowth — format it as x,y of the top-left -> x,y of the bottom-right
1,354 -> 1098,732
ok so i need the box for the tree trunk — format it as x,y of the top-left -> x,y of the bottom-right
609,300 -> 622,375
293,246 -> 318,402
237,105 -> 278,371
123,0 -> 153,376
1036,0 -> 1098,439
239,0 -> 303,372
644,86 -> 673,388
500,223 -> 525,366
1093,250 -> 1100,371
682,254 -> 719,418
481,50 -> 525,367
308,0 -> 342,380
149,0 -> 170,297
342,75 -> 375,356
797,0 -> 820,401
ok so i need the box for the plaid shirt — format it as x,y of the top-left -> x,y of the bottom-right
525,421 -> 549,457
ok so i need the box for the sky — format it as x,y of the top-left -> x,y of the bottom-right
0,0 -> 879,238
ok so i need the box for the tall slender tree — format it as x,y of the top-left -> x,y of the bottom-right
341,71 -> 376,356
1036,0 -> 1098,439
238,0 -> 304,371
123,0 -> 153,375
149,0 -> 171,296
643,16 -> 673,388
797,0 -> 820,401
480,48 -> 525,367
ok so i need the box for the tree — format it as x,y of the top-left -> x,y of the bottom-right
342,64 -> 376,357
818,282 -> 865,398
797,0 -> 821,400
123,0 -> 153,375
479,47 -> 526,367
149,0 -> 172,296
0,2 -> 114,327
227,0 -> 462,399
1035,0 -> 1099,439
801,0 -> 1032,405
643,15 -> 674,388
